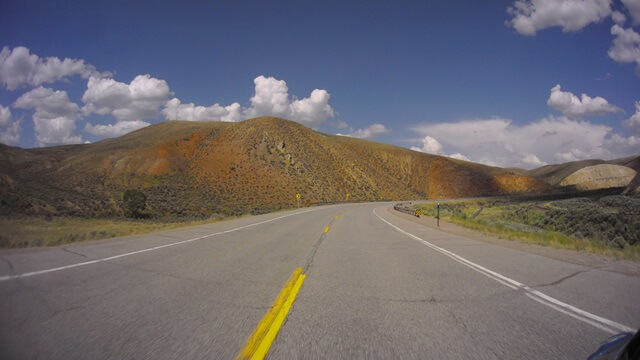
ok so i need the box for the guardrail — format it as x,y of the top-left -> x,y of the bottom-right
393,203 -> 422,217
309,199 -> 387,207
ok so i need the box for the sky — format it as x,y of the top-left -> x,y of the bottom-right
1,0 -> 639,169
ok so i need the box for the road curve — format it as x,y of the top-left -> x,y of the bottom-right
1,202 -> 638,359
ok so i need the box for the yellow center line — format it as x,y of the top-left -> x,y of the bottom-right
236,268 -> 306,360
324,226 -> 330,233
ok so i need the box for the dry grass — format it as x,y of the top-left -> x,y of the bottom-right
415,196 -> 640,261
446,216 -> 640,261
0,217 -> 224,248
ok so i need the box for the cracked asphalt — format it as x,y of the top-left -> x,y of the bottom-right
1,202 -> 639,359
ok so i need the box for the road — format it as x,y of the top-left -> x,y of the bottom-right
1,202 -> 638,359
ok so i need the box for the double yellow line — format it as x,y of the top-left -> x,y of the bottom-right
236,268 -> 306,360
238,217 -> 338,358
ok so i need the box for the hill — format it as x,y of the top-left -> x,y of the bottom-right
523,159 -> 607,186
609,155 -> 640,171
0,117 -> 550,219
523,155 -> 640,187
624,173 -> 640,194
558,164 -> 636,190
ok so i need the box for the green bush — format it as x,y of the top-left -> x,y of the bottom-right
612,236 -> 627,250
122,189 -> 147,218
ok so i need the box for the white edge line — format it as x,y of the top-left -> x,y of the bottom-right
524,287 -> 634,333
525,293 -> 618,335
0,207 -> 325,282
373,207 -> 635,334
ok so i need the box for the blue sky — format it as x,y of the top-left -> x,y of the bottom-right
1,0 -> 639,168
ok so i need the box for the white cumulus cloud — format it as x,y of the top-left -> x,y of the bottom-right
247,76 -> 290,118
162,98 -> 242,122
506,1 -> 640,76
161,75 -> 336,128
244,75 -> 334,128
410,135 -> 472,161
0,105 -> 12,127
0,105 -> 20,146
84,120 -> 150,138
612,10 -> 627,25
507,0 -> 612,36
602,133 -> 640,156
330,120 -> 349,129
32,117 -> 82,147
0,46 -> 108,91
609,24 -> 640,74
523,153 -> 547,167
82,74 -> 172,122
13,87 -> 82,146
14,86 -> 80,119
622,0 -> 640,24
289,89 -> 334,127
411,116 -> 639,169
79,74 -> 336,140
81,75 -> 172,139
411,135 -> 444,155
348,123 -> 391,139
448,153 -> 471,161
547,84 -> 621,117
624,101 -> 640,135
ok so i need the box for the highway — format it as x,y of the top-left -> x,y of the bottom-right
1,203 -> 639,359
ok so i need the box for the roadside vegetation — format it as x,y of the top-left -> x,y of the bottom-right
0,216 -> 232,248
413,192 -> 640,261
0,186 -> 261,249
122,189 -> 148,218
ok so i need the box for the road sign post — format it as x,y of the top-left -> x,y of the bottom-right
437,203 -> 440,227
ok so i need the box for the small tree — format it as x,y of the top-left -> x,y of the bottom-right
123,189 -> 147,218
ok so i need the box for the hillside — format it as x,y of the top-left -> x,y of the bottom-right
0,117 -> 550,219
523,155 -> 640,187
625,173 -> 640,194
524,159 -> 607,186
558,164 -> 636,190
609,155 -> 640,171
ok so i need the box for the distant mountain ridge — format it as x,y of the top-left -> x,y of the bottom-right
0,117 -> 566,219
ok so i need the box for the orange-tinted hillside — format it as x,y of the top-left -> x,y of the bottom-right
0,117 -> 549,218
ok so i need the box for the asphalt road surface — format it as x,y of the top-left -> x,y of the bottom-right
1,203 -> 639,359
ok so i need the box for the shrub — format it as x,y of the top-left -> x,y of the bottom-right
122,189 -> 147,218
611,236 -> 627,250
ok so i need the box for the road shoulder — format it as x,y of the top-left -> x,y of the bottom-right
386,206 -> 640,277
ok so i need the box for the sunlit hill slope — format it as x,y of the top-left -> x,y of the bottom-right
0,117 -> 550,218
